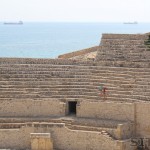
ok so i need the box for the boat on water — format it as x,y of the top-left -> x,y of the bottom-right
123,21 -> 138,24
4,21 -> 23,25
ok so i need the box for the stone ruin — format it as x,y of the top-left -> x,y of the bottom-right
0,33 -> 150,150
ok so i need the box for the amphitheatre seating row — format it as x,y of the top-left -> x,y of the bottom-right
96,33 -> 150,63
0,58 -> 150,102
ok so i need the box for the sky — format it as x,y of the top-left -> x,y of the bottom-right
0,0 -> 150,22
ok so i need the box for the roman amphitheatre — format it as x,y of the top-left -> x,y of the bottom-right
0,33 -> 150,150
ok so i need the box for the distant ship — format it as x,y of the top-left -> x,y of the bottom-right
4,21 -> 23,25
123,21 -> 138,24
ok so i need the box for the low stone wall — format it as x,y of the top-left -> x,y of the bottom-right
77,101 -> 134,122
51,125 -> 117,150
0,126 -> 33,149
0,99 -> 65,117
77,101 -> 150,139
58,46 -> 98,59
136,102 -> 150,137
31,133 -> 53,150
0,123 -> 120,150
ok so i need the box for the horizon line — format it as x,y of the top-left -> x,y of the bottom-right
1,21 -> 150,23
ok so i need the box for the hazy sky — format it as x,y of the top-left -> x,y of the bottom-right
0,0 -> 149,22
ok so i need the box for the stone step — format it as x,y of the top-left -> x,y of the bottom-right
1,63 -> 150,72
0,57 -> 149,70
101,34 -> 147,40
1,72 -> 148,80
0,70 -> 93,75
100,47 -> 147,51
102,37 -> 144,42
0,86 -> 136,94
0,77 -> 136,84
0,86 -> 149,96
0,81 -> 149,92
0,70 -> 144,78
101,39 -> 145,45
0,82 -> 120,89
0,74 -> 93,79
0,76 -> 143,83
97,54 -> 148,59
96,55 -> 149,59
71,117 -> 124,129
67,124 -> 111,132
0,93 -> 99,99
98,49 -> 148,54
0,58 -> 92,65
0,80 -> 137,88
1,85 -> 149,93
0,96 -> 140,102
95,61 -> 150,68
0,88 -> 150,97
0,90 -> 98,94
0,89 -> 149,99
98,53 -> 148,58
0,79 -> 149,89
66,124 -> 114,139
0,92 -> 148,101
0,68 -> 150,76
100,45 -> 147,50
1,68 -> 150,77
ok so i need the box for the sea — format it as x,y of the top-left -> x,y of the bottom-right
0,22 -> 150,58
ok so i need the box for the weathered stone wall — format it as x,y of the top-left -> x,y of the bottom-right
31,133 -> 53,150
50,125 -> 118,150
0,123 -> 121,150
1,101 -> 150,149
77,101 -> 134,122
116,123 -> 134,140
58,46 -> 98,59
136,102 -> 150,137
0,126 -> 33,149
0,99 -> 65,117
77,101 -> 150,139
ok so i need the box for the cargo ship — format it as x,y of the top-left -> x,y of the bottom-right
123,21 -> 138,24
4,21 -> 23,25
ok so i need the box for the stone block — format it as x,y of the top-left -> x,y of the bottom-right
31,133 -> 53,150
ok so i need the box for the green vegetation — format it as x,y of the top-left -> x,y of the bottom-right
144,35 -> 150,51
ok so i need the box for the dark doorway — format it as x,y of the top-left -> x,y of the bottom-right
68,101 -> 77,115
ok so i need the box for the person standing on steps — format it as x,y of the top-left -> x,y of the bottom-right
98,85 -> 108,100
103,86 -> 108,100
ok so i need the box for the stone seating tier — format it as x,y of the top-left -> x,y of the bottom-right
0,58 -> 150,102
101,33 -> 148,40
96,33 -> 150,63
